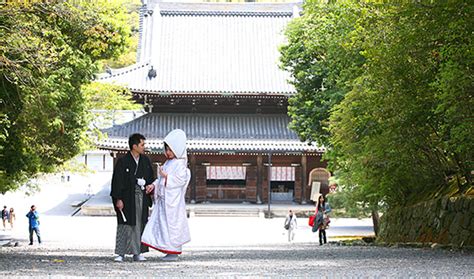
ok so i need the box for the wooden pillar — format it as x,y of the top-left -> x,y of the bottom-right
256,155 -> 263,204
190,154 -> 197,203
294,166 -> 302,203
262,158 -> 269,203
245,166 -> 257,202
301,154 -> 307,204
195,165 -> 207,202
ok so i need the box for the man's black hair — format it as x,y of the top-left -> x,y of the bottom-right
129,133 -> 146,150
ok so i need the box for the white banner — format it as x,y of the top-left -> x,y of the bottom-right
270,166 -> 295,181
206,166 -> 246,180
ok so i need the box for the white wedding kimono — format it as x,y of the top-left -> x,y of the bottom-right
141,129 -> 191,254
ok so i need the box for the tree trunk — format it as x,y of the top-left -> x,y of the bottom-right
371,209 -> 380,236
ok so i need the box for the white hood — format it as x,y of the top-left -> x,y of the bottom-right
164,129 -> 187,160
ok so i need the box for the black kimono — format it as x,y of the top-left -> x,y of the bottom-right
110,152 -> 154,255
110,152 -> 154,226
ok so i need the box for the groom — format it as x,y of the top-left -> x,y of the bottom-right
110,133 -> 154,262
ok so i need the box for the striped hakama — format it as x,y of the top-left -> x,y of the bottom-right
115,186 -> 148,255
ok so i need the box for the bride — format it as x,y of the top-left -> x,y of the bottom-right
141,129 -> 191,261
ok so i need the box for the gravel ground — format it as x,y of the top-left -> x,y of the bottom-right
2,177 -> 472,277
1,243 -> 473,277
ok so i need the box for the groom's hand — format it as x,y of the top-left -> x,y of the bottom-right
116,199 -> 124,210
145,184 -> 154,194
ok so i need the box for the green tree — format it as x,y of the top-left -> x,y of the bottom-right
279,1 -> 379,221
0,1 -> 132,193
330,1 -> 473,207
280,1 -> 365,145
281,0 -> 473,214
100,0 -> 142,70
82,81 -> 142,135
83,82 -> 142,112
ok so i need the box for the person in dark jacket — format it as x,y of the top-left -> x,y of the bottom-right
110,133 -> 154,262
2,205 -> 9,230
26,205 -> 41,245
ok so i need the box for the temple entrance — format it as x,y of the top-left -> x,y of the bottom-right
270,166 -> 295,202
270,181 -> 294,202
206,166 -> 247,201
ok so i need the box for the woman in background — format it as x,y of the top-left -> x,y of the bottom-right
8,208 -> 15,229
313,195 -> 331,245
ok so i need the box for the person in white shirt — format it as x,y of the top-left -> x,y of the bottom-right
284,210 -> 297,242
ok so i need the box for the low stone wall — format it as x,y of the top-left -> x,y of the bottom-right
378,196 -> 474,247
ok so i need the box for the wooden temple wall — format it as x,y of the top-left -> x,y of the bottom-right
112,153 -> 327,204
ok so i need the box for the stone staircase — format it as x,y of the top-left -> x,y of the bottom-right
80,203 -> 115,216
79,185 -> 317,217
79,202 -> 315,218
189,207 -> 261,217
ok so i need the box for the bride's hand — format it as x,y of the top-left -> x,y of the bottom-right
145,184 -> 154,194
158,166 -> 168,178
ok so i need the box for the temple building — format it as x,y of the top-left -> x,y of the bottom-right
97,1 -> 331,204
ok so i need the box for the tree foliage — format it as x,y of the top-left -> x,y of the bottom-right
100,0 -> 142,70
0,1 -> 132,193
82,81 -> 142,136
280,2 -> 365,145
281,0 -> 473,209
83,82 -> 141,112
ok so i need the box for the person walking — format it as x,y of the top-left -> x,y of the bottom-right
142,129 -> 191,261
26,205 -> 41,245
8,207 -> 15,229
284,210 -> 298,242
110,133 -> 154,262
2,206 -> 9,230
313,195 -> 331,245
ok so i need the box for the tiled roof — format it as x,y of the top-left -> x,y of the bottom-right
99,138 -> 323,154
103,113 -> 297,140
156,2 -> 299,15
98,113 -> 322,153
98,1 -> 300,95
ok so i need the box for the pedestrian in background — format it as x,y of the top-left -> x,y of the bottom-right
2,205 -> 9,230
9,207 -> 15,229
26,205 -> 41,245
284,209 -> 298,242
